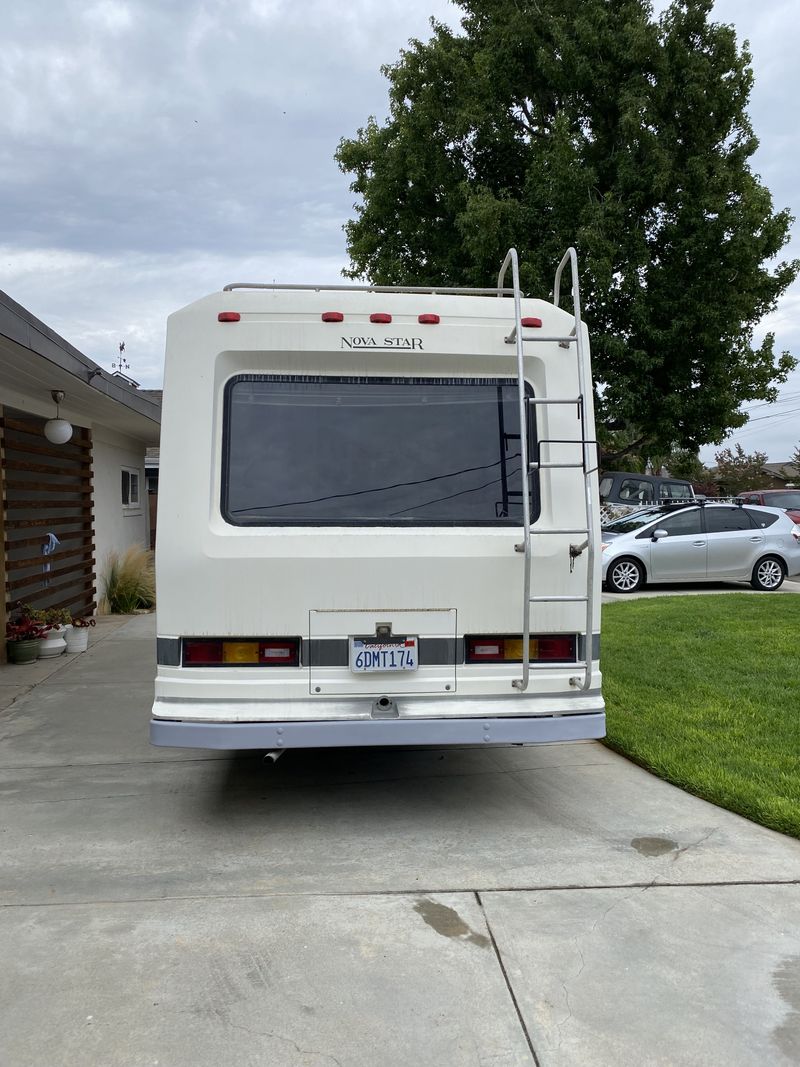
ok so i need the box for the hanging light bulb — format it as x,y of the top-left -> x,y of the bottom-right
43,390 -> 73,444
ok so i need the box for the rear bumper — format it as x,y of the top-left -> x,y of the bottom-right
150,710 -> 606,749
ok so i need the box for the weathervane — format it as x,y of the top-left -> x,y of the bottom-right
112,341 -> 131,375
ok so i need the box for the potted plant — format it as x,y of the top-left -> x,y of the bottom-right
34,607 -> 73,659
65,615 -> 96,654
5,619 -> 47,664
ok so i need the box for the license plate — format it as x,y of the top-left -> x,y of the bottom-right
350,636 -> 418,672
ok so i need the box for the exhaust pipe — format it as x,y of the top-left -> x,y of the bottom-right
263,749 -> 285,764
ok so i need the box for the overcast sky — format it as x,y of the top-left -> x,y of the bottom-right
2,0 -> 797,462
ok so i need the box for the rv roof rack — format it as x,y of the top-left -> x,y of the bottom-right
222,282 -> 517,296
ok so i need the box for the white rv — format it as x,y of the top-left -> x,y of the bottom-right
151,248 -> 604,750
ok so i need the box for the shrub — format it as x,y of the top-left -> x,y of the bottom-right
8,602 -> 36,624
32,607 -> 73,627
100,545 -> 155,614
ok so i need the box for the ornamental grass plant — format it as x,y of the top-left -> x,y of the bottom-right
100,545 -> 155,614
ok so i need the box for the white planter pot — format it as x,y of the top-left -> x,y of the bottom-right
38,625 -> 68,658
64,626 -> 90,654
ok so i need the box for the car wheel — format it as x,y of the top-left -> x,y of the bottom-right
750,556 -> 785,591
606,557 -> 645,593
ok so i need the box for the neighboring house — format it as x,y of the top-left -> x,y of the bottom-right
709,461 -> 799,497
0,289 -> 161,658
760,462 -> 799,486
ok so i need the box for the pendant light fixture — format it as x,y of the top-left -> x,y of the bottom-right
43,390 -> 73,444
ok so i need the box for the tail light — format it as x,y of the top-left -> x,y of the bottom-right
465,635 -> 576,663
182,638 -> 300,666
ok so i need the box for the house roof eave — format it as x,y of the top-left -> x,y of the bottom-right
0,289 -> 161,445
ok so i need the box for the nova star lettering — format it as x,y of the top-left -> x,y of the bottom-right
341,336 -> 423,350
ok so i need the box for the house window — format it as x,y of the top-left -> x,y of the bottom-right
122,468 -> 140,508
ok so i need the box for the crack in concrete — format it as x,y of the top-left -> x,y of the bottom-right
5,793 -> 151,804
554,878 -> 670,1045
211,1009 -> 344,1066
671,827 -> 717,862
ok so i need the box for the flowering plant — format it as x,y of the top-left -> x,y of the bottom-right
6,620 -> 47,643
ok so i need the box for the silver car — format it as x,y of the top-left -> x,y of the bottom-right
601,502 -> 800,593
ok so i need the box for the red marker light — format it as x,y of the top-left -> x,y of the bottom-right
521,317 -> 542,328
466,638 -> 504,662
183,639 -> 224,664
418,314 -> 440,324
218,312 -> 240,322
322,311 -> 344,322
370,313 -> 392,324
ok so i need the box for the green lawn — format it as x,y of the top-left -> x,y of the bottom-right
602,593 -> 800,838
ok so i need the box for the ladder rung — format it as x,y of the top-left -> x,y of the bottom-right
530,595 -> 589,604
527,528 -> 589,536
530,462 -> 586,470
505,334 -> 577,344
528,397 -> 581,406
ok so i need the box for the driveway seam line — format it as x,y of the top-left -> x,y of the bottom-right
475,890 -> 540,1066
3,879 -> 798,909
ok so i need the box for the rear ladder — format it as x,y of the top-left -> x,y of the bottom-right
496,247 -> 597,693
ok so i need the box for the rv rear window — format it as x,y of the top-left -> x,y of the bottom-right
221,375 -> 537,526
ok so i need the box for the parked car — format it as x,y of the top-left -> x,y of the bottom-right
599,470 -> 695,506
734,489 -> 800,525
601,502 -> 800,593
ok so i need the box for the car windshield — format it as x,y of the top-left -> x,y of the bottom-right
601,506 -> 671,534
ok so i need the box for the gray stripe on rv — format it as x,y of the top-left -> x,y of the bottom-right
158,635 -> 598,667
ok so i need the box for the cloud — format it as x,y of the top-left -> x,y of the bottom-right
0,0 -> 455,261
0,0 -> 457,389
1,243 -> 347,387
1,0 -> 797,461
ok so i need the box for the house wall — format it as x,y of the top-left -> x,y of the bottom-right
92,426 -> 149,603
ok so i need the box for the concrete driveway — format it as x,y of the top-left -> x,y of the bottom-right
2,614 -> 799,1066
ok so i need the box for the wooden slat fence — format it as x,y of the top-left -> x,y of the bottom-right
2,407 -> 95,620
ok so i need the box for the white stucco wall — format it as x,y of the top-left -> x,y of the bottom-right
92,425 -> 150,602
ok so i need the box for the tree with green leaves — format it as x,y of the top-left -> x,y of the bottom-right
713,444 -> 767,495
662,450 -> 706,482
336,0 -> 797,461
